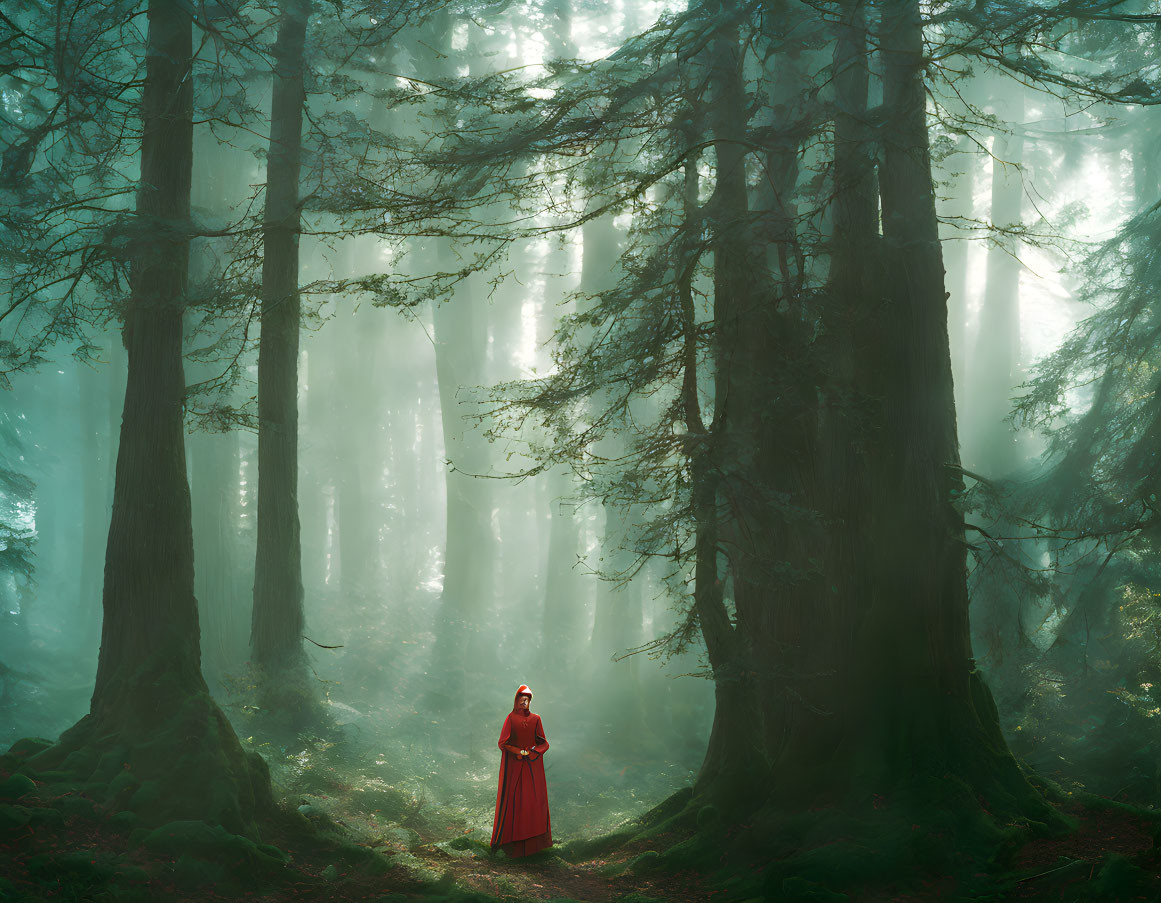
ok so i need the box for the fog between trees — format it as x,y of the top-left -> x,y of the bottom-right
4,0 -> 1161,899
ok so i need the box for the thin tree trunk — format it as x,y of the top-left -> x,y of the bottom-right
426,11 -> 497,699
251,0 -> 315,726
966,85 -> 1024,476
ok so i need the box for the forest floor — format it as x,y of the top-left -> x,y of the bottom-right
6,648 -> 1161,901
238,719 -> 1161,903
6,734 -> 1161,902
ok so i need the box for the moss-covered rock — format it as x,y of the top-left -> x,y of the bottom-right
57,794 -> 97,820
0,803 -> 65,835
5,737 -> 52,761
30,685 -> 276,838
25,850 -> 146,891
1086,853 -> 1156,900
777,876 -> 849,902
556,827 -> 637,861
108,767 -> 139,803
173,852 -> 229,888
0,774 -> 35,800
142,819 -> 287,876
0,804 -> 31,834
110,809 -> 139,831
128,779 -> 163,816
627,850 -> 662,874
27,806 -> 65,830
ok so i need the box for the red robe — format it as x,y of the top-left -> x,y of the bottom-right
491,686 -> 551,857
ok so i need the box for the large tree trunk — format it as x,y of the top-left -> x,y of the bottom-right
696,0 -> 822,807
77,351 -> 114,654
676,32 -> 771,803
788,0 -> 1044,813
787,0 -> 880,793
251,0 -> 316,728
25,0 -> 272,836
192,428 -> 246,687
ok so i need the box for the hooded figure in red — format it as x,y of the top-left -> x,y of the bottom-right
491,685 -> 551,857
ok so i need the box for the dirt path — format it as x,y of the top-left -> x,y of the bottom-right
401,833 -> 708,903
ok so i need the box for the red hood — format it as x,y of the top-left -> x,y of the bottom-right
512,685 -> 533,713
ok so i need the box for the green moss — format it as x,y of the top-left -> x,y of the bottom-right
25,850 -> 144,889
24,769 -> 78,783
28,806 -> 65,830
627,850 -> 662,874
128,779 -> 163,817
638,786 -> 694,829
1086,854 -> 1157,900
778,876 -> 849,902
110,810 -> 139,831
5,737 -> 52,760
31,686 -> 276,839
174,852 -> 229,887
1,804 -> 65,834
346,784 -> 409,820
556,826 -> 637,861
142,819 -> 287,876
57,794 -> 97,820
108,768 -> 139,802
0,804 -> 31,834
331,840 -> 394,875
657,832 -> 719,871
0,774 -> 35,800
95,747 -> 130,778
257,842 -> 288,861
59,748 -> 98,776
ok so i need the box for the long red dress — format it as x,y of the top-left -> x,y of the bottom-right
490,685 -> 551,857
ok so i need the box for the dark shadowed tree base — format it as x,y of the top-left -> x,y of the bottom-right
10,677 -> 274,839
568,675 -> 1082,900
249,660 -> 334,741
586,774 -> 1161,901
693,676 -> 770,816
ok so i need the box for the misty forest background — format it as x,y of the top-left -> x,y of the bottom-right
6,0 -> 1161,900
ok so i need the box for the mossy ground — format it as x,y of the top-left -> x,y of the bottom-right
7,716 -> 1161,903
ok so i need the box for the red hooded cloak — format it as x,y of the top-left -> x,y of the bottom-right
490,685 -> 551,857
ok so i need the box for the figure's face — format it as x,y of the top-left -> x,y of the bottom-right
518,695 -> 530,710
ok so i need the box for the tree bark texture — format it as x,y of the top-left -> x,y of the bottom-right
815,0 -> 1042,811
26,0 -> 273,836
92,0 -> 200,725
702,0 -> 822,797
252,0 -> 311,694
